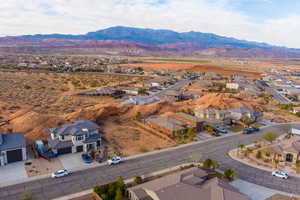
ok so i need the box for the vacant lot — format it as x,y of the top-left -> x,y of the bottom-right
0,72 -> 139,114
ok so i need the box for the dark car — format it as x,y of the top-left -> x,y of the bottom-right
81,153 -> 93,164
243,127 -> 260,134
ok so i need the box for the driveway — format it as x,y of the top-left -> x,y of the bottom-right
1,123 -> 299,200
58,153 -> 98,171
0,161 -> 27,184
231,179 -> 300,200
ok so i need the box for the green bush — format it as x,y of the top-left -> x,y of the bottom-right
133,176 -> 143,185
93,177 -> 126,200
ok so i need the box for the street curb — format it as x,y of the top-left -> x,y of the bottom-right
0,122 -> 297,188
228,147 -> 300,179
52,162 -> 195,200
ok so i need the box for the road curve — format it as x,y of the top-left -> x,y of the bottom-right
0,123 -> 299,200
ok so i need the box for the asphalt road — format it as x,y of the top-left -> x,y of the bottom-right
0,123 -> 299,200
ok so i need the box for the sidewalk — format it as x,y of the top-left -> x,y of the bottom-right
231,179 -> 300,200
0,122 -> 298,188
52,163 -> 195,200
229,146 -> 300,179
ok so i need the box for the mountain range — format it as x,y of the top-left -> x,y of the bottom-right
0,26 -> 299,58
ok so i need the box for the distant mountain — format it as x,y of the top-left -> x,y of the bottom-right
0,26 -> 299,58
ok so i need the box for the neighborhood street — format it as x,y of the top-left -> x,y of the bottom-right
0,123 -> 299,200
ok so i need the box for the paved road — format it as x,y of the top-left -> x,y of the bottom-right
0,123 -> 299,200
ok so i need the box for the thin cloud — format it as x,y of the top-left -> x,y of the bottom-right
0,0 -> 299,48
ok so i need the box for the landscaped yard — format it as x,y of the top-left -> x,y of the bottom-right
228,125 -> 244,132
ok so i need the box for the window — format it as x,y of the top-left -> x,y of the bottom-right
77,136 -> 84,141
286,154 -> 293,162
60,135 -> 64,140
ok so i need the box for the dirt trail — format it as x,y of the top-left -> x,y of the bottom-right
52,81 -> 75,106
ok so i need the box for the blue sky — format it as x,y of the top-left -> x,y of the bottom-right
1,0 -> 300,48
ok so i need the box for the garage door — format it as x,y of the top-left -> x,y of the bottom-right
57,147 -> 72,155
6,149 -> 23,163
76,145 -> 83,152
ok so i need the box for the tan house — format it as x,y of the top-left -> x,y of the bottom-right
127,167 -> 250,200
146,115 -> 191,136
272,136 -> 300,165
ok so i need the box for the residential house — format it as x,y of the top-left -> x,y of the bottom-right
194,109 -> 228,121
195,107 -> 262,124
0,132 -> 27,166
226,83 -> 239,90
127,167 -> 250,200
79,87 -> 124,97
227,107 -> 262,122
292,107 -> 300,114
272,135 -> 300,166
163,89 -> 183,102
146,116 -> 191,136
119,87 -> 140,95
122,96 -> 162,105
48,120 -> 101,155
232,73 -> 246,80
172,113 -> 203,132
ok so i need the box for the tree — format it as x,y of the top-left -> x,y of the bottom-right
116,176 -> 126,193
263,132 -> 278,144
135,112 -> 142,121
238,144 -> 245,157
134,176 -> 143,185
273,159 -> 280,169
187,128 -> 196,140
207,125 -> 214,133
224,168 -> 237,181
245,148 -> 253,157
256,151 -> 262,159
203,158 -> 219,170
115,188 -> 123,200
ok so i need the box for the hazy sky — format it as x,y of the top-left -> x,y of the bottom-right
1,0 -> 300,48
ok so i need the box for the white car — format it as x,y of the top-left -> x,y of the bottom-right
108,156 -> 123,165
51,169 -> 70,178
272,171 -> 288,179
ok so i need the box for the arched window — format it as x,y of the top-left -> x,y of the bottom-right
286,154 -> 294,162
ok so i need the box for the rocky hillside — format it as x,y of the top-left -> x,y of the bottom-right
1,26 -> 300,58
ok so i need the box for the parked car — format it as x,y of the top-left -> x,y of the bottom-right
214,125 -> 228,134
243,127 -> 260,134
108,156 -> 123,165
51,169 -> 70,178
81,153 -> 93,164
272,171 -> 288,179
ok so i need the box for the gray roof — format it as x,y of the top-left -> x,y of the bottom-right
0,132 -> 26,151
129,168 -> 249,200
83,134 -> 101,144
47,137 -> 73,149
50,120 -> 100,136
146,116 -> 190,132
0,134 -> 2,145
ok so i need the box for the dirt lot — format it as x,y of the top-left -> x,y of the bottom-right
103,119 -> 175,156
25,158 -> 64,177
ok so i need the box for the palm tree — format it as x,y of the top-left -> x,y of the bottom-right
245,148 -> 253,157
238,144 -> 245,157
224,168 -> 237,181
273,159 -> 280,169
203,158 -> 220,170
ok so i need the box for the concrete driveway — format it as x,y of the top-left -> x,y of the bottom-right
58,153 -> 98,171
0,161 -> 27,184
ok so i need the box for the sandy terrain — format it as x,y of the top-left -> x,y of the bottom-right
25,158 -> 64,177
